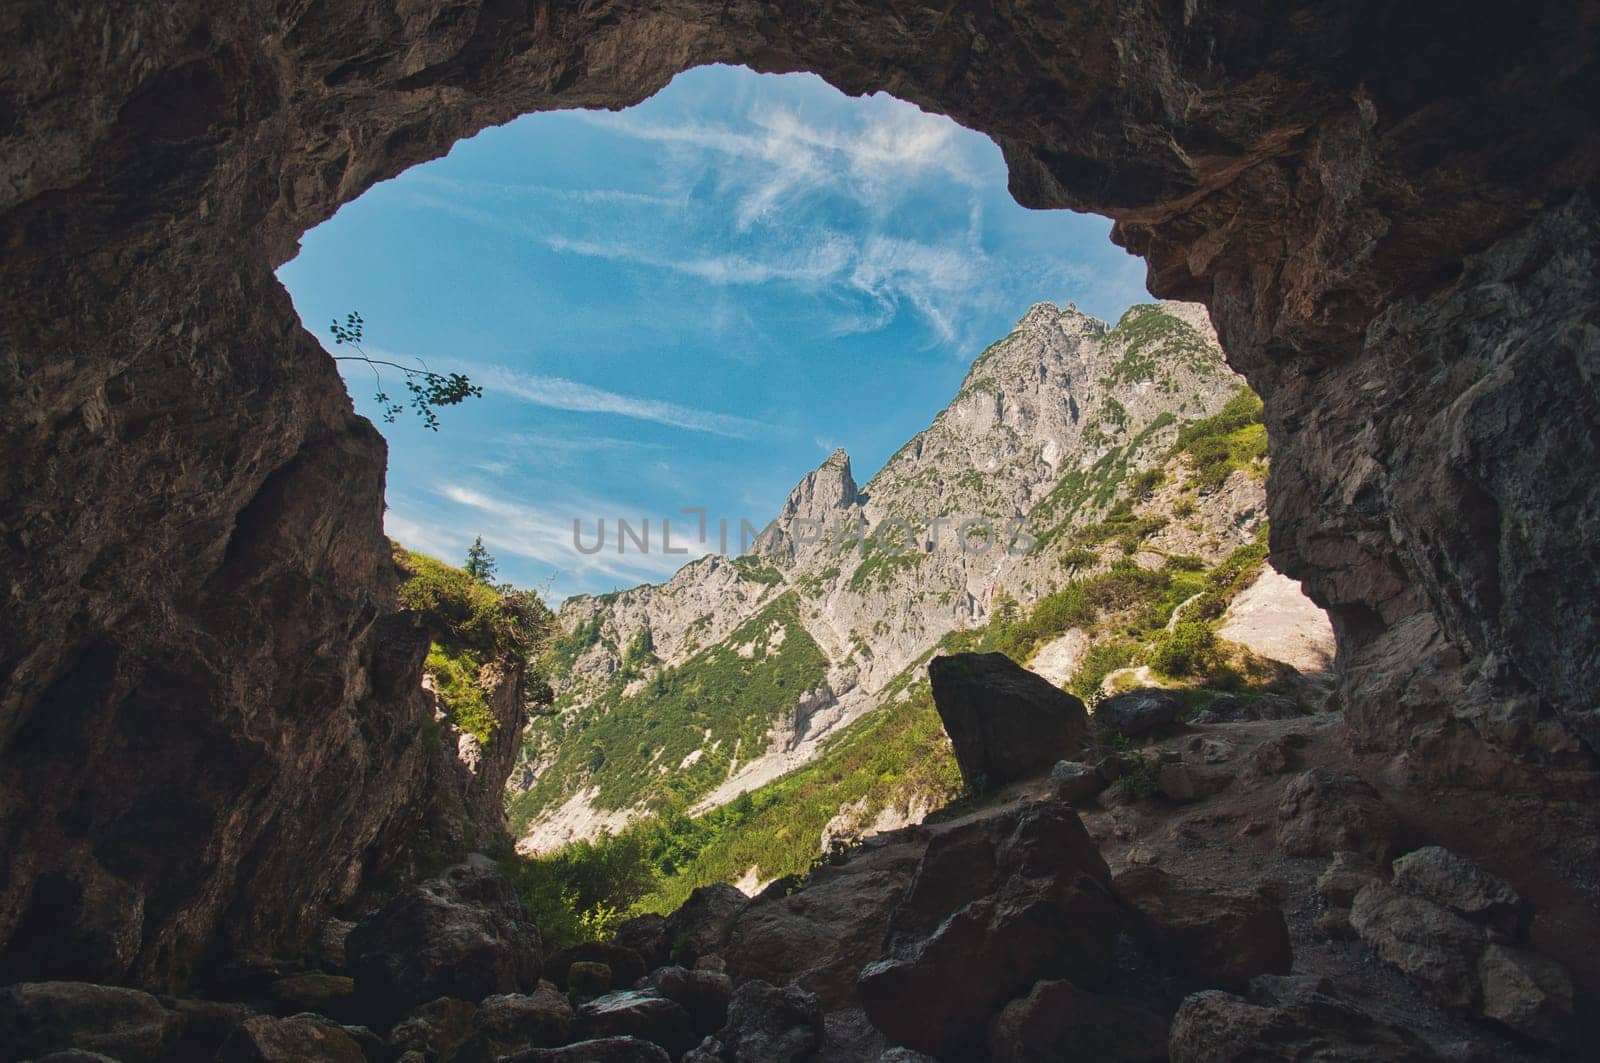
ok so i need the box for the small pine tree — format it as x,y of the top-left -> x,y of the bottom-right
464,536 -> 497,583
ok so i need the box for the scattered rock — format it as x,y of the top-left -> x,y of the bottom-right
928,652 -> 1090,789
499,1036 -> 672,1063
216,1014 -> 367,1063
989,979 -> 1169,1063
682,1036 -> 725,1062
664,884 -> 750,967
719,980 -> 823,1063
1349,883 -> 1485,1009
1477,943 -> 1576,1048
1247,734 -> 1301,775
548,942 -> 647,991
1314,909 -> 1357,941
0,982 -> 179,1063
1276,769 -> 1399,862
1168,988 -> 1439,1062
857,803 -> 1122,1058
469,987 -> 574,1053
347,856 -> 541,1015
879,1049 -> 941,1062
639,966 -> 732,1040
577,990 -> 695,1058
1114,866 -> 1293,989
1050,759 -> 1107,803
1095,687 -> 1183,737
1391,847 -> 1530,940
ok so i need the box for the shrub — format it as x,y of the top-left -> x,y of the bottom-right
1149,621 -> 1223,678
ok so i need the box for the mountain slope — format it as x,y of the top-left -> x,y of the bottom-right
511,300 -> 1266,851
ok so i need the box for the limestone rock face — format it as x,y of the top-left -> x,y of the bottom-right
928,653 -> 1090,789
3,0 -> 1598,995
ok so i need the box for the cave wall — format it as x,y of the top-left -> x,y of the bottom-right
1,0 -> 1596,989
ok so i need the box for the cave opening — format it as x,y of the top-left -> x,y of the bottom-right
4,5 -> 1598,1054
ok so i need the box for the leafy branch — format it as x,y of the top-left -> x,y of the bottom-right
329,310 -> 482,431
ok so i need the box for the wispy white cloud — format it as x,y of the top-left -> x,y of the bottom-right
439,484 -> 690,588
475,364 -> 764,439
406,171 -> 685,210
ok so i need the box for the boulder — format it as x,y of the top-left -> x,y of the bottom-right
1190,693 -> 1307,724
577,990 -> 696,1058
567,961 -> 613,999
928,653 -> 1090,789
1168,988 -> 1439,1062
639,966 -> 732,1039
724,840 -> 923,1006
1349,883 -> 1486,1009
1094,688 -> 1183,737
548,941 -> 647,991
1049,760 -> 1107,804
1155,761 -> 1235,802
1390,847 -> 1530,940
1316,852 -> 1382,909
468,987 -> 574,1053
989,980 -> 1169,1063
857,803 -> 1122,1059
499,1037 -> 672,1063
1276,769 -> 1399,862
1477,943 -> 1576,1048
216,1014 -> 367,1063
719,980 -> 823,1063
664,884 -> 750,967
1113,866 -> 1293,989
266,972 -> 359,1023
387,997 -> 478,1060
613,914 -> 671,970
0,981 -> 179,1063
347,856 -> 541,1016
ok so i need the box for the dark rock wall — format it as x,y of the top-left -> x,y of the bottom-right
2,0 -> 1596,988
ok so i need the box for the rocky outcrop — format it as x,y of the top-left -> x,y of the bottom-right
3,0 -> 1598,1011
928,653 -> 1091,790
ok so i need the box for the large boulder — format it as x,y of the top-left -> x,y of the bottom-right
719,980 -> 823,1063
989,980 -> 1169,1063
639,967 -> 732,1041
1477,943 -> 1577,1048
1349,883 -> 1486,1009
612,914 -> 670,971
1168,987 -> 1438,1062
576,990 -> 696,1059
0,982 -> 180,1063
346,856 -> 542,1016
387,997 -> 478,1060
1094,688 -> 1183,738
724,839 -> 923,1006
215,1015 -> 368,1063
1114,866 -> 1293,990
466,987 -> 574,1055
1276,769 -> 1400,862
663,884 -> 750,967
547,942 -> 647,991
500,1037 -> 672,1063
857,803 -> 1122,1059
928,653 -> 1090,789
1390,846 -> 1530,940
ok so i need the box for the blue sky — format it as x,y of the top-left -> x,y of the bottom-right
278,65 -> 1150,602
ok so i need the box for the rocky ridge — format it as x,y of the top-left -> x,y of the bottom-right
513,301 -> 1273,851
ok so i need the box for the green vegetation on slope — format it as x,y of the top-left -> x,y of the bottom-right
509,592 -> 829,829
1171,387 -> 1267,492
395,545 -> 552,742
